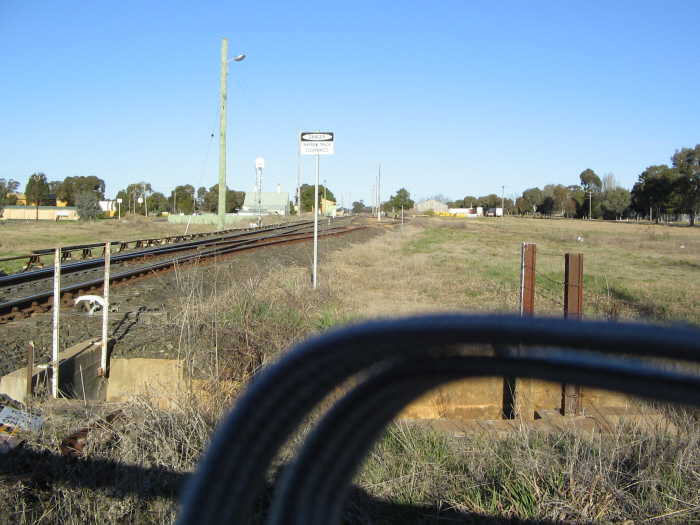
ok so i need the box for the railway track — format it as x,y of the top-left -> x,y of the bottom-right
0,216 -> 378,324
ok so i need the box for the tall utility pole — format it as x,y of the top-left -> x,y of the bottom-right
218,38 -> 245,231
218,38 -> 228,231
588,190 -> 593,219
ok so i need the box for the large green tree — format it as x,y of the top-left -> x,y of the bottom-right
580,169 -> 602,193
521,187 -> 543,214
601,187 -> 631,220
0,178 -> 19,215
147,192 -> 170,215
672,145 -> 700,226
169,185 -> 196,214
388,188 -> 414,211
479,194 -> 501,208
537,196 -> 556,216
630,165 -> 679,221
351,200 -> 367,214
202,185 -> 245,213
25,173 -> 51,205
542,184 -> 569,214
298,184 -> 336,212
462,196 -> 481,208
120,182 -> 153,215
55,175 -> 106,205
75,191 -> 102,220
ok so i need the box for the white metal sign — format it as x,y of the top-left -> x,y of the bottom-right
300,132 -> 334,155
0,406 -> 43,433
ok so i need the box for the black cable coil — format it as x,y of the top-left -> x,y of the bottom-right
176,313 -> 700,525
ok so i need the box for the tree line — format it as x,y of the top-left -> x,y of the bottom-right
6,144 -> 697,223
444,144 -> 699,225
114,183 -> 245,217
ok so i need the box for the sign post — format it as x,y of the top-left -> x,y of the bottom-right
300,132 -> 334,289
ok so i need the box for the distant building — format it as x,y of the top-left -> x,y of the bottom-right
100,200 -> 117,217
448,207 -> 483,217
9,193 -> 60,206
242,185 -> 290,215
413,199 -> 448,213
1,206 -> 78,221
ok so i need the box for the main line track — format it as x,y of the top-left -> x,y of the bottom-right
0,217 -> 372,324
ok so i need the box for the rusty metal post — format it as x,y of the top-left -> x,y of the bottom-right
26,341 -> 35,402
511,243 -> 537,419
520,243 -> 536,316
564,253 -> 583,320
100,242 -> 110,376
52,248 -> 61,398
562,253 -> 584,415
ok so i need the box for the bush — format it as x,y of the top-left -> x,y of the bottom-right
75,191 -> 102,221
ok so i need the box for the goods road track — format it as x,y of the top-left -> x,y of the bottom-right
0,216 -> 375,324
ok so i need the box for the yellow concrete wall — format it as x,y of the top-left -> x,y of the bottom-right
1,206 -> 79,220
106,358 -> 185,409
514,378 -> 563,420
103,359 -> 634,419
399,377 -> 504,420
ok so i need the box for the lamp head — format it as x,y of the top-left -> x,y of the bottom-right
233,54 -> 245,62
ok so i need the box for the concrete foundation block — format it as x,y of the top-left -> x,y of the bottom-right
106,358 -> 185,409
0,367 -> 49,405
0,339 -> 107,404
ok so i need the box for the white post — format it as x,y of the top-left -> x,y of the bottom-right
101,243 -> 110,375
52,248 -> 61,398
313,154 -> 319,289
377,162 -> 381,223
297,127 -> 301,217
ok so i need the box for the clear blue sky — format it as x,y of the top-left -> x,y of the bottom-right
2,1 -> 699,206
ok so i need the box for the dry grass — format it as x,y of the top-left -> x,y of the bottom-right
328,217 -> 700,325
352,413 -> 700,523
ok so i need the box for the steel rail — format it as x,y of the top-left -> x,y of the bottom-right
175,314 -> 700,525
0,222 -> 365,322
0,219 -> 324,289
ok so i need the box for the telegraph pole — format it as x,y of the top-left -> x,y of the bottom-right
218,39 -> 245,231
218,38 -> 228,231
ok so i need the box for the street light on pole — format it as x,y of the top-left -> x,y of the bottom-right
255,158 -> 265,226
31,173 -> 43,223
218,37 -> 245,231
501,185 -> 505,222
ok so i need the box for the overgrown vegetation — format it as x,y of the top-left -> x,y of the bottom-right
2,216 -> 700,523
